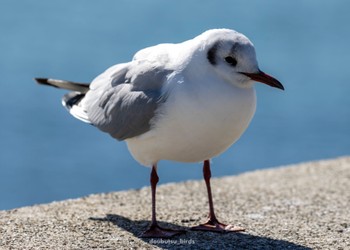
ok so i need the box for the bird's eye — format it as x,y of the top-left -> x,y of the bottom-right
224,56 -> 237,67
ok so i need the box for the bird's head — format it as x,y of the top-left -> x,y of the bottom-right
197,29 -> 284,90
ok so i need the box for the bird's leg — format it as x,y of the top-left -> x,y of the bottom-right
141,165 -> 185,238
191,160 -> 245,232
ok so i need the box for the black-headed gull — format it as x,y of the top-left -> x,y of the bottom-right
36,28 -> 284,238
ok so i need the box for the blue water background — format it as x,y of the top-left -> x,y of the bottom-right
1,1 -> 349,210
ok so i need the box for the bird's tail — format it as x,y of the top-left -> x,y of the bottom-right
35,78 -> 91,123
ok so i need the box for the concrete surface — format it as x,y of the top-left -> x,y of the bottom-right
1,157 -> 350,249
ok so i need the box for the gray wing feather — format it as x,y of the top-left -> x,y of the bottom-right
84,62 -> 171,141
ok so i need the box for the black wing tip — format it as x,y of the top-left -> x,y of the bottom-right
34,77 -> 61,88
34,77 -> 48,84
34,78 -> 54,87
63,92 -> 86,110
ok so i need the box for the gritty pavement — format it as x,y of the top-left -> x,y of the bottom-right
1,157 -> 350,249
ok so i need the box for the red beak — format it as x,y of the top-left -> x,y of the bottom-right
240,70 -> 284,90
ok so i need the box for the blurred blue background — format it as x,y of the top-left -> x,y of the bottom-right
1,1 -> 349,210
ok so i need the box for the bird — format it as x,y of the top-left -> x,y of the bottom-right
35,28 -> 284,238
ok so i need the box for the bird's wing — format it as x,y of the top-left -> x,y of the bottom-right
82,60 -> 173,141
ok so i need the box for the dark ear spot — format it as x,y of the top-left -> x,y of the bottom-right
207,42 -> 219,65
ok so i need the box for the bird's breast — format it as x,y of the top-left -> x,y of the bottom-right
127,80 -> 256,166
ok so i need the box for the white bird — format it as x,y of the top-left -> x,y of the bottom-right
35,28 -> 284,238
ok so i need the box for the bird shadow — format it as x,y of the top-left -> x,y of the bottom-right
90,214 -> 311,250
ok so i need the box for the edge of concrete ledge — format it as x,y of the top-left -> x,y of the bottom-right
1,157 -> 350,249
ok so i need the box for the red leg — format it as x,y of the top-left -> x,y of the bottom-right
191,160 -> 245,232
141,165 -> 185,238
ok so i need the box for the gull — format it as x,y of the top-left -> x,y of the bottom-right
35,28 -> 284,238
